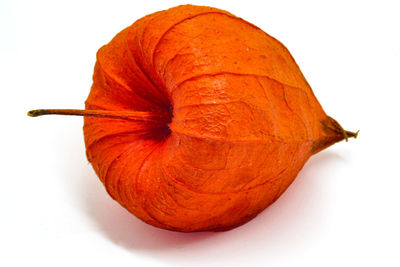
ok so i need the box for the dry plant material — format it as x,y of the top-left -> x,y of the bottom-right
28,5 -> 357,232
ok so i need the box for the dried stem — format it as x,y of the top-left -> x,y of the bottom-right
27,109 -> 171,123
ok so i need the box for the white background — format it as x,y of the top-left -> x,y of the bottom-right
1,0 -> 399,266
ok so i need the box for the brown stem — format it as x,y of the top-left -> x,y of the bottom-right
325,116 -> 359,142
311,116 -> 358,154
27,109 -> 171,123
343,130 -> 359,141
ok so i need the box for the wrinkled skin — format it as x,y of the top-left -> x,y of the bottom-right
84,5 -> 347,232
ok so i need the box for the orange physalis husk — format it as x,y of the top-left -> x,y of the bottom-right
29,5 -> 357,232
